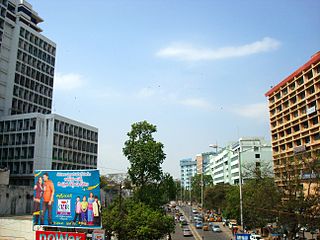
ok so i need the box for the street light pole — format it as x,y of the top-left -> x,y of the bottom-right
201,172 -> 204,209
238,150 -> 244,232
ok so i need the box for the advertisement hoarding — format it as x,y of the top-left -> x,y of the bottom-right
35,230 -> 86,240
33,170 -> 101,229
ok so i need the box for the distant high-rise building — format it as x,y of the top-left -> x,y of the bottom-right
0,0 -> 56,116
196,151 -> 214,175
265,52 -> 320,190
0,0 -> 99,186
180,158 -> 197,190
205,137 -> 273,185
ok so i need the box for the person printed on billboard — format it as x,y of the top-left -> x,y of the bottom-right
40,173 -> 55,225
73,196 -> 82,224
81,195 -> 88,224
87,192 -> 94,225
93,195 -> 101,226
33,176 -> 43,225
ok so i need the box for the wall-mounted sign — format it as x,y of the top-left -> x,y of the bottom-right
293,145 -> 306,154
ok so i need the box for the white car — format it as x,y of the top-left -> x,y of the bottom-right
250,234 -> 263,240
212,225 -> 222,232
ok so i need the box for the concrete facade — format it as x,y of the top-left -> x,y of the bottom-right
206,137 -> 273,185
0,0 -> 56,117
265,52 -> 320,189
180,158 -> 197,190
0,185 -> 33,216
0,113 -> 98,185
0,0 -> 99,186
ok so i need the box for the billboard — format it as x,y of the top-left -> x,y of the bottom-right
36,230 -> 86,240
33,170 -> 102,229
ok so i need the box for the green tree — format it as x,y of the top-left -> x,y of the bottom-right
123,121 -> 166,207
275,151 -> 320,239
159,173 -> 178,203
242,177 -> 281,229
191,174 -> 213,203
224,185 -> 240,221
123,121 -> 165,187
204,184 -> 231,211
102,198 -> 175,240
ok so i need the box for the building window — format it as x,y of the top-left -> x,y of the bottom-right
306,70 -> 313,80
312,117 -> 319,125
297,77 -> 304,85
255,154 -> 260,159
293,125 -> 300,132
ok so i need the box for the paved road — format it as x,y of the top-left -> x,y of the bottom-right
171,220 -> 196,240
179,205 -> 233,240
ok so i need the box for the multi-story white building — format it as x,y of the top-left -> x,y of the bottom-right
180,158 -> 197,190
0,0 -> 56,116
206,137 -> 273,185
0,0 -> 99,186
0,113 -> 98,185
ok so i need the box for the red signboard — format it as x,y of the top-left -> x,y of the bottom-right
36,231 -> 86,240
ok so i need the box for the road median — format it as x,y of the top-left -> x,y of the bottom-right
178,206 -> 202,240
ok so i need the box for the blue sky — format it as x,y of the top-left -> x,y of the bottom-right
28,0 -> 320,178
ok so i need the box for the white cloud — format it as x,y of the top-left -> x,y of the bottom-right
231,102 -> 268,119
54,72 -> 86,91
156,37 -> 281,61
136,87 -> 156,98
180,98 -> 213,111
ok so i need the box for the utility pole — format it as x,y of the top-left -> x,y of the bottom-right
201,171 -> 204,209
238,151 -> 244,232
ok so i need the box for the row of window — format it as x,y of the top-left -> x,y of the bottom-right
272,117 -> 319,140
0,16 -> 4,29
0,146 -> 34,160
19,27 -> 56,55
273,133 -> 320,153
53,134 -> 98,154
11,97 -> 51,115
270,67 -> 320,103
0,118 -> 36,132
52,148 -> 97,166
0,132 -> 35,146
270,87 -> 319,117
1,160 -> 33,175
15,73 -> 53,98
13,85 -> 52,109
0,5 -> 5,18
51,163 -> 96,171
271,101 -> 318,128
16,58 -> 54,77
54,120 -> 98,142
0,0 -> 8,7
18,39 -> 55,66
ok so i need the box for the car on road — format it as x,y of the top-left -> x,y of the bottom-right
195,221 -> 203,229
183,228 -> 193,237
179,216 -> 185,222
180,220 -> 189,228
202,223 -> 209,231
212,225 -> 222,232
250,234 -> 263,240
